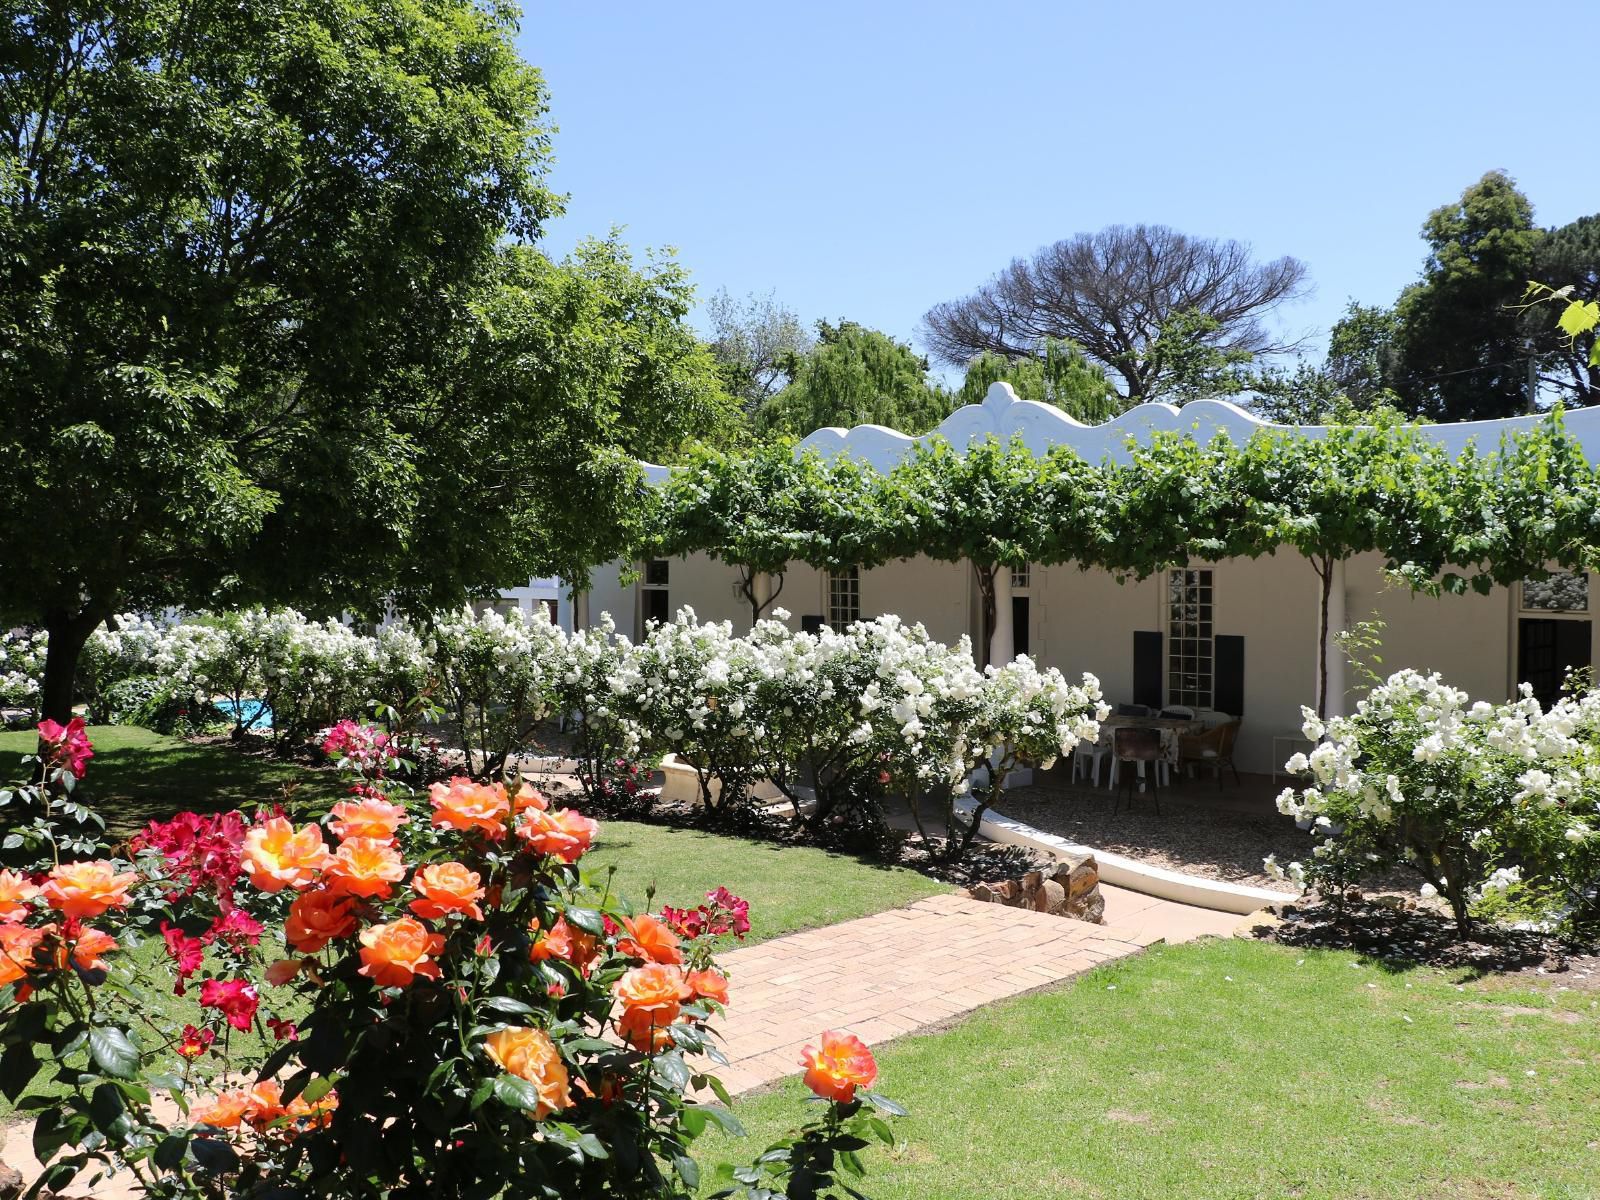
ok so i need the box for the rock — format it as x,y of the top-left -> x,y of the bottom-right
0,1162 -> 18,1200
965,854 -> 1104,925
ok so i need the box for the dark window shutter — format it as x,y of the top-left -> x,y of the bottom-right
800,614 -> 824,634
1215,635 -> 1245,716
1133,631 -> 1162,708
1556,619 -> 1591,679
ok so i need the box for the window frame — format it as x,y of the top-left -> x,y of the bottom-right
827,567 -> 861,629
1166,567 -> 1215,710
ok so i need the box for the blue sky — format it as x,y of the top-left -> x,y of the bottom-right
520,1 -> 1593,370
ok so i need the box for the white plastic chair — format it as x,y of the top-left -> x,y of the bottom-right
1073,739 -> 1112,787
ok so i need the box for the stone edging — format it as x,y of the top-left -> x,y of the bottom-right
957,797 -> 1289,915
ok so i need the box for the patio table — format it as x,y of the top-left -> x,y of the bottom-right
1097,714 -> 1203,765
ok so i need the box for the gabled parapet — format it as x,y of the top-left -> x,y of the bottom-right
791,382 -> 1600,470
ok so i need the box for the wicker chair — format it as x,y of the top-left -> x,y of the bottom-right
1179,719 -> 1241,788
1112,726 -> 1163,814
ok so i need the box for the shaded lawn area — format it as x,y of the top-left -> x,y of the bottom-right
706,939 -> 1600,1200
0,725 -> 347,839
585,823 -> 948,944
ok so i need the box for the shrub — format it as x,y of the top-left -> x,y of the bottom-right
0,722 -> 902,1199
608,608 -> 767,819
1272,670 -> 1600,934
429,605 -> 565,780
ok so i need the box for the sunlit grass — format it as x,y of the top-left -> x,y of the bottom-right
705,938 -> 1600,1200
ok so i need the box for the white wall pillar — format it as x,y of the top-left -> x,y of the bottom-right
989,566 -> 1015,667
751,572 -> 772,621
1323,558 -> 1347,717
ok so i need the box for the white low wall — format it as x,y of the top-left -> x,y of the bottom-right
959,797 -> 1288,915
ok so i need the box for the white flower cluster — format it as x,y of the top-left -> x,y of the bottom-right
0,628 -> 48,714
10,602 -> 1105,829
1272,667 -> 1600,926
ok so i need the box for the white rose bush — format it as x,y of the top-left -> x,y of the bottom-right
9,603 -> 1105,865
429,605 -> 565,778
1273,668 -> 1600,935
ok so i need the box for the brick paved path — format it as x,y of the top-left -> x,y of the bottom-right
707,892 -> 1154,1094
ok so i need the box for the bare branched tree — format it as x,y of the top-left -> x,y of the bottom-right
922,225 -> 1310,404
705,288 -> 814,413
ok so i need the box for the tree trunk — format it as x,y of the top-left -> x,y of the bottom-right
974,562 -> 997,669
40,606 -> 106,726
1315,554 -> 1332,720
738,567 -> 785,625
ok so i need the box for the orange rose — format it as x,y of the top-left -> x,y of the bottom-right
324,837 -> 406,899
514,783 -> 549,814
616,913 -> 683,965
40,861 -> 137,919
242,818 -> 332,892
192,1088 -> 252,1129
528,916 -> 598,971
0,922 -> 47,987
264,958 -> 302,986
408,861 -> 485,921
482,1026 -> 572,1119
515,806 -> 599,864
0,869 -> 39,921
685,968 -> 729,1005
800,1030 -> 877,1103
358,916 -> 444,987
615,1005 -> 676,1053
612,962 -> 691,1031
429,778 -> 510,839
244,1080 -> 286,1129
285,1087 -> 339,1128
285,889 -> 360,954
56,925 -> 118,973
328,797 -> 409,842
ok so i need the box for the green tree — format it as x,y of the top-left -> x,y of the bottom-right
951,339 -> 1119,422
1530,214 -> 1600,405
1326,301 -> 1402,408
753,321 -> 950,438
395,237 -> 737,612
882,438 -> 1052,666
0,2 -> 706,721
1389,172 -> 1547,420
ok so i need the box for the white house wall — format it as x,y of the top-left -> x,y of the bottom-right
1032,555 -> 1319,775
1342,552 -> 1515,708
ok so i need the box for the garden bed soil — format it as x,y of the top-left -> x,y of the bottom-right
995,782 -> 1303,893
1246,894 -> 1600,983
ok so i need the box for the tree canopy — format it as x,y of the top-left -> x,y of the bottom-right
921,224 -> 1310,404
950,341 -> 1120,423
704,288 -> 813,414
0,0 -> 728,719
1358,172 -> 1599,420
752,321 -> 950,438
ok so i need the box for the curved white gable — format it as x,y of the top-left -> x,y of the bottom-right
636,383 -> 1600,480
792,381 -> 1600,472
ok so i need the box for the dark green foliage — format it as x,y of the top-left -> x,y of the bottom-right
754,322 -> 950,438
1388,172 -> 1547,421
0,3 -> 732,720
951,341 -> 1119,422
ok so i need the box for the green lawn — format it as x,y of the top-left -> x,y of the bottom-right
585,823 -> 947,944
0,725 -> 946,942
706,938 -> 1600,1200
0,725 -> 347,838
